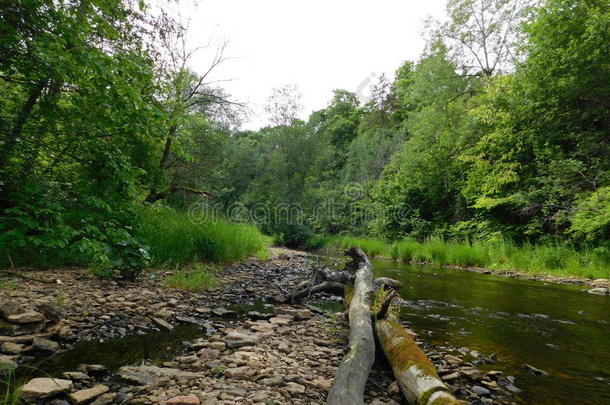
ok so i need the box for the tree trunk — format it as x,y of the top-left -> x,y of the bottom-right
376,317 -> 463,405
326,247 -> 376,405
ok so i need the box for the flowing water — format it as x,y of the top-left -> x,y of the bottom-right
372,259 -> 610,405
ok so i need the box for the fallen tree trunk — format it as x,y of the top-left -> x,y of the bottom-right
376,316 -> 463,405
326,247 -> 376,405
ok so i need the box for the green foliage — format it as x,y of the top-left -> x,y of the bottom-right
136,205 -> 270,266
164,264 -> 219,291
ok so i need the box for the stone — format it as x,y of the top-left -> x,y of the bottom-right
224,366 -> 250,380
33,337 -> 60,353
0,354 -> 17,370
211,307 -> 236,317
91,393 -> 117,405
198,348 -> 220,360
61,372 -> 90,381
36,302 -> 64,323
0,302 -> 23,320
441,372 -> 459,381
224,331 -> 260,349
166,394 -> 200,405
69,385 -> 110,404
117,366 -> 202,386
587,287 -> 609,295
259,376 -> 283,387
387,381 -> 400,394
20,378 -> 73,400
251,391 -> 270,402
152,317 -> 174,331
460,367 -> 483,381
0,320 -> 45,336
471,385 -> 491,396
80,364 -> 108,376
285,382 -> 305,395
209,341 -> 226,351
522,363 -> 548,376
177,355 -> 198,364
0,342 -> 23,355
8,311 -> 46,324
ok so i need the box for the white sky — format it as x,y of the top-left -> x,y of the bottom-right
163,0 -> 447,129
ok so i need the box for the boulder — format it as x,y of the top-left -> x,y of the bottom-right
8,311 -> 46,324
20,378 -> 73,401
69,385 -> 110,404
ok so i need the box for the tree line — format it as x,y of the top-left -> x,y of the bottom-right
0,0 -> 608,273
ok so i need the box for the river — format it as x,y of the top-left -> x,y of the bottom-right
371,259 -> 610,404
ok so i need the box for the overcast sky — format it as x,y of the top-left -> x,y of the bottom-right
162,0 -> 447,129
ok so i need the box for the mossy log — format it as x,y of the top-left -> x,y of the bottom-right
326,247 -> 376,405
376,317 -> 463,405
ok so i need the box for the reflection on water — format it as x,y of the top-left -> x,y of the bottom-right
372,259 -> 610,405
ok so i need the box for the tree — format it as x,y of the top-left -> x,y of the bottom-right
264,84 -> 303,126
432,0 -> 534,76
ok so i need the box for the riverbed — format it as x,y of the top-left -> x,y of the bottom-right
371,259 -> 610,405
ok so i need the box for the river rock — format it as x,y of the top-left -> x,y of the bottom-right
211,307 -> 236,317
460,366 -> 484,381
0,302 -> 24,320
522,363 -> 548,376
472,385 -> 491,396
587,287 -> 609,295
91,393 -> 117,405
61,371 -> 90,381
36,302 -> 64,323
166,394 -> 200,405
20,378 -> 73,400
33,337 -> 60,353
198,348 -> 220,360
285,382 -> 306,395
152,317 -> 173,331
69,385 -> 110,404
8,311 -> 46,324
0,354 -> 17,370
224,331 -> 260,349
117,365 -> 202,386
209,341 -> 226,351
0,341 -> 23,354
0,320 -> 45,336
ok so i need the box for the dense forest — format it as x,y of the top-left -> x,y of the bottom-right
1,0 -> 608,277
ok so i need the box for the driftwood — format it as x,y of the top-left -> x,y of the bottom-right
285,267 -> 353,302
326,247 -> 376,405
376,313 -> 462,405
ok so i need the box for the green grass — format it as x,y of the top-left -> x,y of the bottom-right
329,236 -> 392,258
164,264 -> 220,291
327,236 -> 610,280
136,205 -> 271,266
1,368 -> 23,405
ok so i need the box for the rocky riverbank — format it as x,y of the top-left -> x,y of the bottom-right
1,248 -> 516,404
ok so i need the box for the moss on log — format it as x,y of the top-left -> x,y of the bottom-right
376,318 -> 463,405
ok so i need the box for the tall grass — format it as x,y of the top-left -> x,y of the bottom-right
1,368 -> 23,405
136,205 -> 271,266
328,236 -> 610,279
329,236 -> 392,258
